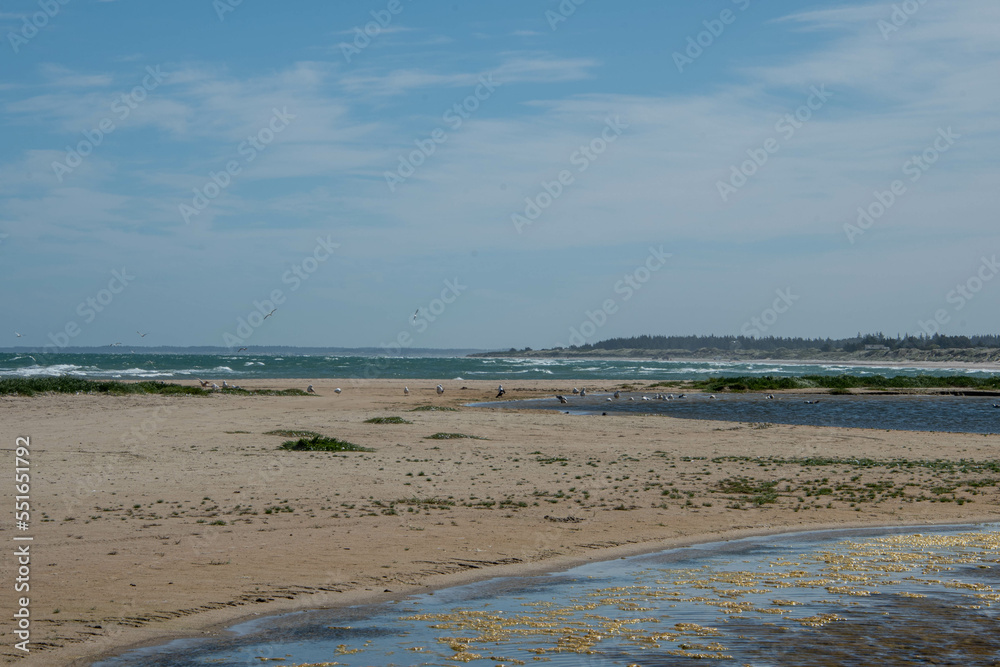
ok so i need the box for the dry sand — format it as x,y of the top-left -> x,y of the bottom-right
1,378 -> 998,665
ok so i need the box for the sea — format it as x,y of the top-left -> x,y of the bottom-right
2,351 -> 998,382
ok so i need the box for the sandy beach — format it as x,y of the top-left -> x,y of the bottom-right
2,378 -> 998,666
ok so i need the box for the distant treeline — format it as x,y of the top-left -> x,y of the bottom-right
570,333 -> 1000,353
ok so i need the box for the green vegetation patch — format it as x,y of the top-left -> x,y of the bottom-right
0,377 -> 312,397
265,429 -> 322,438
364,416 -> 413,424
410,405 -> 459,412
0,377 -> 207,397
279,435 -> 373,452
424,432 -> 486,440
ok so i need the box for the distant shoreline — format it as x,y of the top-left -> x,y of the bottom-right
469,348 -> 1000,367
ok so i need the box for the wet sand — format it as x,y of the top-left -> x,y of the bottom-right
1,378 -> 998,665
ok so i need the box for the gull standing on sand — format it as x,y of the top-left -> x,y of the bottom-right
198,379 -> 210,387
496,385 -> 505,398
572,388 -> 579,394
307,384 -> 315,393
436,384 -> 444,395
404,386 -> 409,395
334,388 -> 342,394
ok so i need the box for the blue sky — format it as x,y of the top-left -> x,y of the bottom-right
2,0 -> 998,350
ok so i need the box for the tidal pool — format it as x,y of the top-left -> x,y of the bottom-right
95,524 -> 1000,666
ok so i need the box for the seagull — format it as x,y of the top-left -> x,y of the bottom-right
334,388 -> 342,394
15,332 -> 22,337
572,388 -> 579,394
403,386 -> 409,395
556,395 -> 568,404
413,309 -> 419,321
607,397 -> 613,401
993,403 -> 1000,408
307,384 -> 315,393
613,391 -> 620,399
496,384 -> 505,398
211,383 -> 220,391
436,384 -> 444,395
642,396 -> 650,401
629,397 -> 634,401
137,331 -> 148,338
197,378 -> 210,387
709,394 -> 717,399
263,308 -> 276,320
222,380 -> 230,388
677,394 -> 685,399
579,388 -> 586,396
804,399 -> 820,404
25,355 -> 36,363
237,347 -> 248,353
110,342 -> 122,347
766,394 -> 774,400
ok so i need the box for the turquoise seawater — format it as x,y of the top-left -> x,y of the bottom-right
1,352 -> 997,382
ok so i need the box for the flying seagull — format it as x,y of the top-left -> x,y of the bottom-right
237,347 -> 248,353
137,331 -> 148,338
263,309 -> 277,320
197,378 -> 210,387
413,309 -> 419,321
436,384 -> 444,395
15,332 -> 22,337
556,395 -> 568,404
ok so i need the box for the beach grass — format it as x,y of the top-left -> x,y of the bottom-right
0,377 -> 206,396
264,429 -> 322,438
364,416 -> 413,424
410,405 -> 459,412
0,377 -> 312,397
424,432 -> 487,440
279,435 -> 373,452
